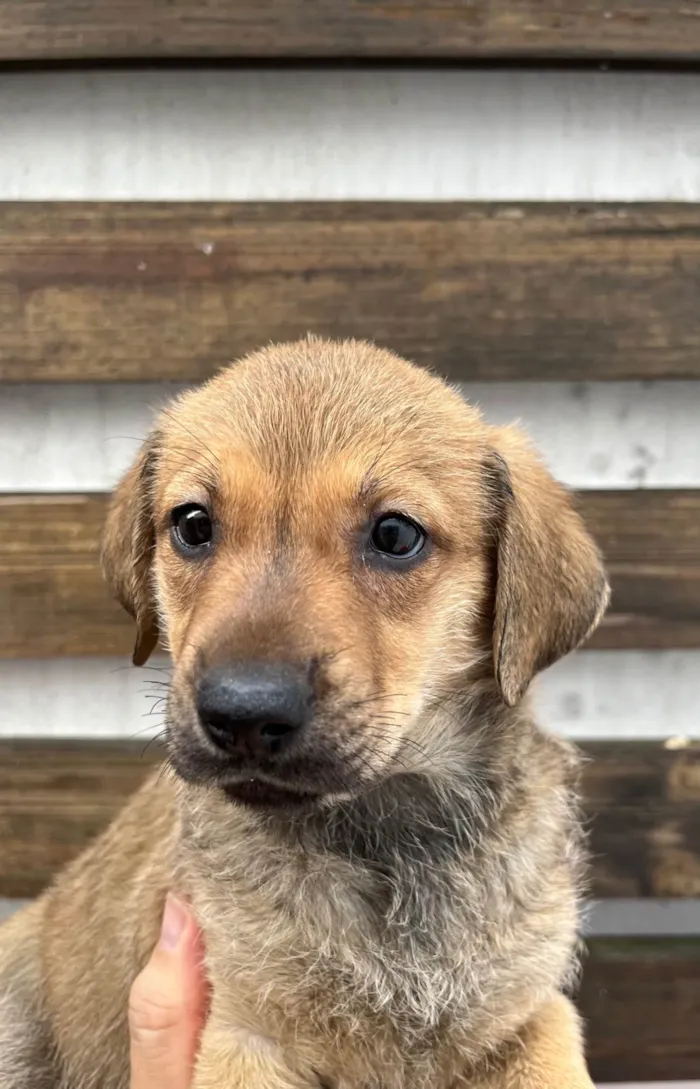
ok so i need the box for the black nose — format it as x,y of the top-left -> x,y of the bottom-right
196,662 -> 313,758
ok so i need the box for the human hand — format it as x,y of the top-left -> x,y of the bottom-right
129,894 -> 209,1089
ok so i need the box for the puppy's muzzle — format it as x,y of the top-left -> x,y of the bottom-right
196,661 -> 313,761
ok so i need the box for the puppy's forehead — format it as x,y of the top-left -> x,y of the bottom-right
158,341 -> 487,495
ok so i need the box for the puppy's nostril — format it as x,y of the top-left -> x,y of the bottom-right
260,721 -> 297,740
201,710 -> 236,735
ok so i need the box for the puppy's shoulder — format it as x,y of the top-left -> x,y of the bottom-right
0,902 -> 55,1089
38,768 -> 180,1089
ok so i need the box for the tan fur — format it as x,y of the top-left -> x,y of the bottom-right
0,338 -> 606,1088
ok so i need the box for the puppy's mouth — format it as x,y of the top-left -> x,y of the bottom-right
166,686 -> 403,809
223,777 -> 323,809
167,723 -> 353,808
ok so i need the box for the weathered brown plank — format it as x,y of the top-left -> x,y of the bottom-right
3,203 -> 700,382
0,742 -> 160,899
581,938 -> 700,1082
2,491 -> 699,658
0,495 -> 132,658
583,490 -> 700,650
584,741 -> 700,898
0,2 -> 700,62
1,739 -> 699,900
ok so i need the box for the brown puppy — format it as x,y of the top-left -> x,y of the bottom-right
0,338 -> 607,1088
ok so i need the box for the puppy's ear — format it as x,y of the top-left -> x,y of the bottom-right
101,434 -> 160,666
487,429 -> 609,706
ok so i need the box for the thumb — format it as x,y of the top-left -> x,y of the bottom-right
129,894 -> 208,1089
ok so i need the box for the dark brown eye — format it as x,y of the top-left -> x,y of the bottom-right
370,514 -> 425,560
171,504 -> 213,553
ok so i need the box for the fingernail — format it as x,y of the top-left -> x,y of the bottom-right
159,894 -> 188,951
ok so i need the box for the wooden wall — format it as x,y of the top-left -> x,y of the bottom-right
1,2 -> 700,61
0,7 -> 699,1083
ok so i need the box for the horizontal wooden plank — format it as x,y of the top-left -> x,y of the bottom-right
584,741 -> 700,898
0,495 -> 131,658
2,203 -> 700,382
0,741 -> 159,899
581,938 -> 700,1083
1,737 -> 699,900
2,491 -> 699,659
1,3 -> 700,62
582,491 -> 700,650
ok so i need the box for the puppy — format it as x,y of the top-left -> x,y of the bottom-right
0,338 -> 607,1088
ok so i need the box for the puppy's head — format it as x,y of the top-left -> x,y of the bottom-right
103,340 -> 608,808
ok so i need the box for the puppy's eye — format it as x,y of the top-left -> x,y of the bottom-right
171,504 -> 213,553
370,514 -> 426,560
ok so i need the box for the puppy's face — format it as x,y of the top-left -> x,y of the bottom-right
103,340 -> 608,808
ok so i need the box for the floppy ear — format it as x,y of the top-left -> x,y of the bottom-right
487,429 -> 609,707
101,434 -> 160,666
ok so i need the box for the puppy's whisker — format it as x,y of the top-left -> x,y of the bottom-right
142,699 -> 168,718
141,730 -> 167,759
130,719 -> 167,737
349,732 -> 417,776
160,407 -> 221,479
348,692 -> 409,711
157,440 -> 221,481
319,645 -> 354,664
364,726 -> 436,771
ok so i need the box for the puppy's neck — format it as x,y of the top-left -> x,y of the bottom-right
177,703 -> 581,1056
180,694 -> 559,917
276,769 -> 495,874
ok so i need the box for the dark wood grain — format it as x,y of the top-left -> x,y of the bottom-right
584,490 -> 700,650
581,938 -> 700,1083
584,741 -> 700,898
1,2 -> 700,62
3,203 -> 700,382
0,495 -> 132,658
2,491 -> 699,658
1,739 -> 699,900
0,741 -> 159,899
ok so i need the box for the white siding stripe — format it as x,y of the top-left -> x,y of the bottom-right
2,899 -> 698,940
1,70 -> 700,201
584,900 -> 700,938
1,652 -> 698,740
535,651 -> 700,741
3,381 -> 700,493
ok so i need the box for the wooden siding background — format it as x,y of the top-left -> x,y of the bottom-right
0,13 -> 699,1083
2,2 -> 700,62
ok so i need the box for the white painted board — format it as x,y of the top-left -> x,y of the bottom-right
3,381 -> 700,492
1,898 -> 698,940
1,652 -> 698,740
1,69 -> 700,201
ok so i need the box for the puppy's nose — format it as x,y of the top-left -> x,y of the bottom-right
196,662 -> 313,758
